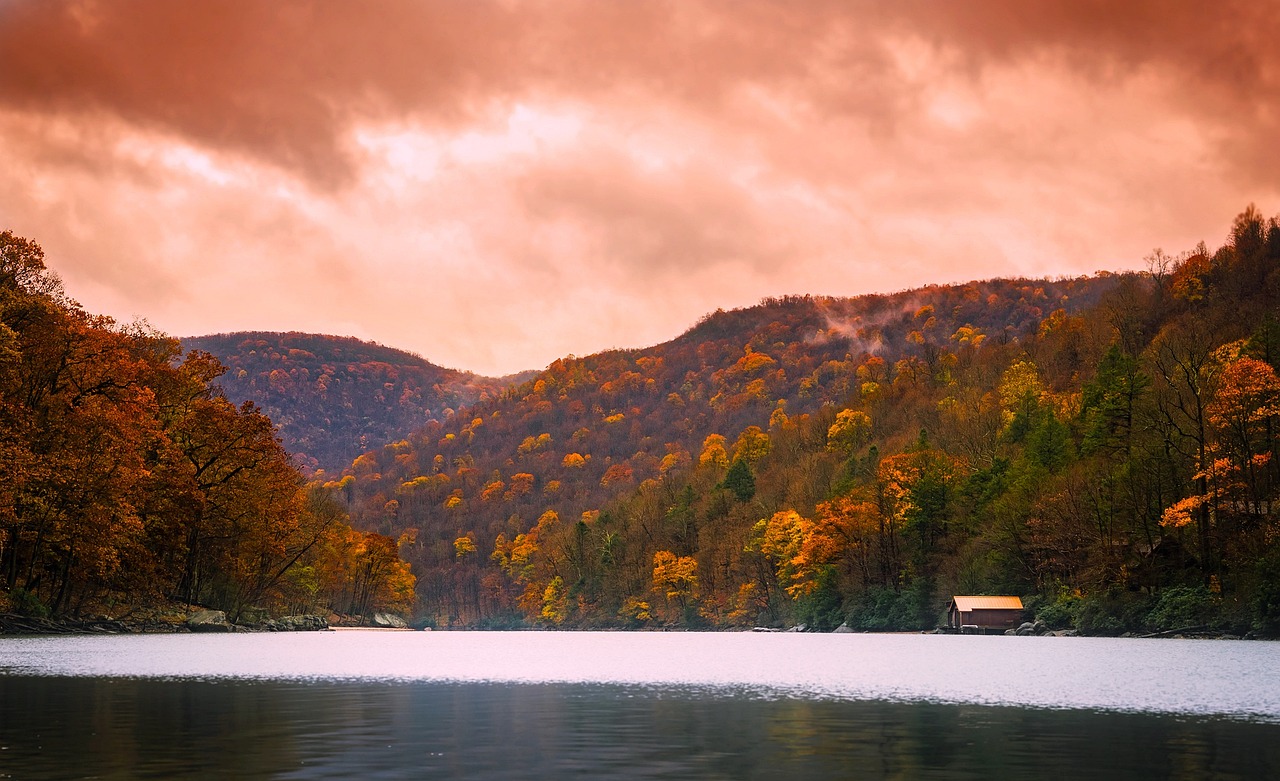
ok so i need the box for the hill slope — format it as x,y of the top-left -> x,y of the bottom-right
182,332 -> 511,474
332,274 -> 1135,623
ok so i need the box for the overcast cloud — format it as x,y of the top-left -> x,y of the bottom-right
1,0 -> 1276,375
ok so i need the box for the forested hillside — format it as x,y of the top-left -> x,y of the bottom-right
0,234 -> 414,624
183,332 -> 513,474
339,207 -> 1280,635
335,269 -> 1133,626
7,207 -> 1277,636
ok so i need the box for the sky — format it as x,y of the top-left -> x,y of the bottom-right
1,1 -> 1277,377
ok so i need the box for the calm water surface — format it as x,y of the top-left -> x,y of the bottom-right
1,631 -> 1278,779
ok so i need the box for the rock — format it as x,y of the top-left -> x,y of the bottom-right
277,614 -> 330,631
186,609 -> 231,633
372,612 -> 408,629
751,627 -> 781,632
238,606 -> 270,626
1005,628 -> 1016,635
833,623 -> 855,633
785,624 -> 807,633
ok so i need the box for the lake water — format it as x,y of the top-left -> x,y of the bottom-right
1,631 -> 1278,779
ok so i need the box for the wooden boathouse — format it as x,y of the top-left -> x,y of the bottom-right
947,595 -> 1024,632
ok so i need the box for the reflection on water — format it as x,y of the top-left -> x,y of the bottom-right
1,677 -> 1278,780
3,631 -> 1280,718
1,632 -> 1279,779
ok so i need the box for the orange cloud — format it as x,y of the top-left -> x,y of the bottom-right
0,1 -> 1276,375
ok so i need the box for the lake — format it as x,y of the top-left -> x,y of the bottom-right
1,631 -> 1278,779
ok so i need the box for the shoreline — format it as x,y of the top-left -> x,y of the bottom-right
3,613 -> 1270,640
0,611 -> 332,636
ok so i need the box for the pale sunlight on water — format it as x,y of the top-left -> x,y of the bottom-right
1,631 -> 1278,779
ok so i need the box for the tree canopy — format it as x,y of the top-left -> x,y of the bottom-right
0,233 -> 413,623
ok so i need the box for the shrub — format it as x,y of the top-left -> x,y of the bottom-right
845,584 -> 930,631
1075,600 -> 1125,636
1145,585 -> 1216,632
795,568 -> 844,632
1035,596 -> 1079,630
1250,557 -> 1280,637
10,587 -> 50,618
1075,591 -> 1151,636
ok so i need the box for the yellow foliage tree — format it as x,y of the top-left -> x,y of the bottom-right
998,359 -> 1044,428
732,426 -> 772,465
826,409 -> 871,454
698,434 -> 729,468
453,534 -> 477,559
541,576 -> 568,624
651,550 -> 698,613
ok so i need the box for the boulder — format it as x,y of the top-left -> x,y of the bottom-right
187,609 -> 231,633
238,606 -> 270,626
833,623 -> 855,633
277,614 -> 330,631
372,612 -> 408,629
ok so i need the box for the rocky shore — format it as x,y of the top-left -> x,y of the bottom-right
184,609 -> 330,633
0,609 -> 331,635
0,602 -> 421,635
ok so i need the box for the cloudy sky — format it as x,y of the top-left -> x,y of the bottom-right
1,1 -> 1276,376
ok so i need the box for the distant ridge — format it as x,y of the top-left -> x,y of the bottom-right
182,331 -> 515,474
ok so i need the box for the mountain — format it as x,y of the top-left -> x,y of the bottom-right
182,332 -> 513,474
177,207 -> 1280,637
330,273 -> 1139,625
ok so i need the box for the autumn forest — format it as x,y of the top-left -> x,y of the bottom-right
3,207 -> 1280,636
0,233 -> 414,624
